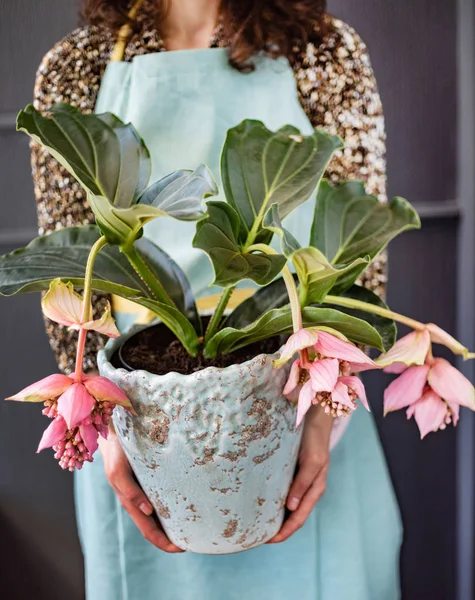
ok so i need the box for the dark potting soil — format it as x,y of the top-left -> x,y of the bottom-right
113,322 -> 282,376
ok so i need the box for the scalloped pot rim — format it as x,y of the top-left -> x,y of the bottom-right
97,322 -> 285,382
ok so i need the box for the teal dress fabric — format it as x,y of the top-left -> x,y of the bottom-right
75,48 -> 403,599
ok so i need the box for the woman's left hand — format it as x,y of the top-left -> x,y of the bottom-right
268,404 -> 333,544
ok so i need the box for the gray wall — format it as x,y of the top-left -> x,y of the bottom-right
0,4 -> 87,598
329,4 -> 461,600
0,1 -> 469,599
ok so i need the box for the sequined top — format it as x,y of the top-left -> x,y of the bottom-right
31,14 -> 388,374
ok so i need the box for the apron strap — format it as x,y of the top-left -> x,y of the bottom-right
110,0 -> 146,62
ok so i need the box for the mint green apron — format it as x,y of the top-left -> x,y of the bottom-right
75,48 -> 402,600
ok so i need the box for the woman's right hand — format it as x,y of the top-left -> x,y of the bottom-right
99,429 -> 183,553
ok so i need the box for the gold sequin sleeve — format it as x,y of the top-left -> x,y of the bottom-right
31,27 -> 115,374
293,18 -> 388,298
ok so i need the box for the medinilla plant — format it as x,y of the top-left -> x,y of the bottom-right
2,103 -> 475,470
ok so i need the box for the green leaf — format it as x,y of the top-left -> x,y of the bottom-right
320,285 -> 397,352
310,180 -> 421,292
0,225 -> 200,334
221,120 -> 343,241
193,201 -> 286,286
17,104 -> 150,204
17,104 -> 213,246
88,165 -> 217,245
205,305 -> 384,357
137,164 -> 217,220
262,203 -> 367,303
291,247 -> 368,304
262,203 -> 301,256
131,237 -> 201,333
223,277 -> 394,353
122,297 -> 200,356
97,112 -> 151,207
224,276 -> 291,329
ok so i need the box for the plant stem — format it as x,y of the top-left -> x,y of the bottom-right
123,245 -> 174,306
205,285 -> 235,342
324,294 -> 426,331
282,266 -> 303,332
247,243 -> 302,333
74,329 -> 88,383
80,236 -> 107,322
74,235 -> 107,381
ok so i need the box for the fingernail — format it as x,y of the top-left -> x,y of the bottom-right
139,502 -> 153,516
287,496 -> 300,511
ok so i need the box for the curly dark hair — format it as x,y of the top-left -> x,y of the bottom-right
82,0 -> 329,71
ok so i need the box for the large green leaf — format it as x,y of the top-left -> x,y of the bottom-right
310,180 -> 420,292
205,305 -> 383,357
17,104 -> 213,246
17,104 -> 150,204
193,201 -> 286,286
0,225 -> 200,333
221,120 -> 343,243
319,285 -> 397,352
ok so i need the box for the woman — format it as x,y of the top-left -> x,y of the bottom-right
31,1 -> 402,599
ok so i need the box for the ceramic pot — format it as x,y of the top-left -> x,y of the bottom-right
98,326 -> 302,554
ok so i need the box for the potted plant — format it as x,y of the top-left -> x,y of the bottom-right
2,104 -> 474,553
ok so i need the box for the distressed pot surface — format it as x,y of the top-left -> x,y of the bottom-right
98,329 -> 302,554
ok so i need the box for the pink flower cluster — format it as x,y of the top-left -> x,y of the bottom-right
277,326 -> 475,439
6,279 -> 133,470
378,330 -> 475,438
274,329 -> 375,427
8,373 -> 132,471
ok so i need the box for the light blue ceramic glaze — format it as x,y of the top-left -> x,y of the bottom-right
98,327 -> 302,554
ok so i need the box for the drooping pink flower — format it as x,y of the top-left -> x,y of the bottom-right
6,373 -> 74,403
42,279 -> 120,337
8,373 -> 132,468
37,410 -> 113,471
283,359 -> 305,403
274,328 -> 321,367
292,358 -> 370,427
384,357 -> 475,438
275,328 -> 377,427
56,382 -> 95,429
275,328 -> 375,370
6,278 -> 129,470
312,330 -> 376,373
8,373 -> 131,429
375,329 -> 431,373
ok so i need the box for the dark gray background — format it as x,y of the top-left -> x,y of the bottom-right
0,1 -> 472,599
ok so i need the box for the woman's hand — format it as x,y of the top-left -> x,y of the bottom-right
99,427 -> 183,553
268,404 -> 333,543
